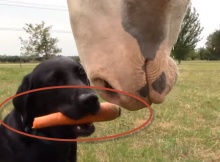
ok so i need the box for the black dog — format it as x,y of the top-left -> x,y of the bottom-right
0,57 -> 100,162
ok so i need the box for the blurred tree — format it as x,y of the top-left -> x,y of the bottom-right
188,49 -> 199,60
172,6 -> 203,64
20,21 -> 62,60
205,29 -> 220,60
197,47 -> 210,60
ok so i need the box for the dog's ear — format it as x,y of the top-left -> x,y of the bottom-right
12,73 -> 32,115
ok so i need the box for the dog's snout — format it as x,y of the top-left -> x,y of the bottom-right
79,94 -> 98,105
78,94 -> 99,115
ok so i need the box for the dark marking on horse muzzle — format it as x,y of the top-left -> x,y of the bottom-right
138,84 -> 148,97
152,72 -> 166,94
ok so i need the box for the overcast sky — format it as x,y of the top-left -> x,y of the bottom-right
0,0 -> 220,56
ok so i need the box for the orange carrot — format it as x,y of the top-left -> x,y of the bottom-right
32,102 -> 121,129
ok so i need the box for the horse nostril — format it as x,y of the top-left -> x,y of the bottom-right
79,94 -> 98,106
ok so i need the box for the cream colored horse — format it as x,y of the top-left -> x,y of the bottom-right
67,0 -> 190,110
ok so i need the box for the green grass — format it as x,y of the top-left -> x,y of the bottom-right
0,61 -> 219,161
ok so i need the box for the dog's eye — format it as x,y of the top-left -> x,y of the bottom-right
78,66 -> 85,75
74,66 -> 86,76
74,66 -> 90,85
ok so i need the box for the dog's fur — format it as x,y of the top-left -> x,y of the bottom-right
0,57 -> 100,162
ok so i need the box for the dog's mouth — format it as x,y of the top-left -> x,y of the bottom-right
29,124 -> 95,139
74,123 -> 95,137
29,122 -> 95,139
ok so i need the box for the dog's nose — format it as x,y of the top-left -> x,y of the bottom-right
78,94 -> 99,114
79,94 -> 98,105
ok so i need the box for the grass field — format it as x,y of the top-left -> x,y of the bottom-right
0,61 -> 219,162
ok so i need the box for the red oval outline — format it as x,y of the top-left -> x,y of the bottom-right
0,85 -> 153,142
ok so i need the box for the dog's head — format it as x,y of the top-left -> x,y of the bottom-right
12,57 -> 100,138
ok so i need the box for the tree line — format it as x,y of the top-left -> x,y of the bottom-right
0,55 -> 80,63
